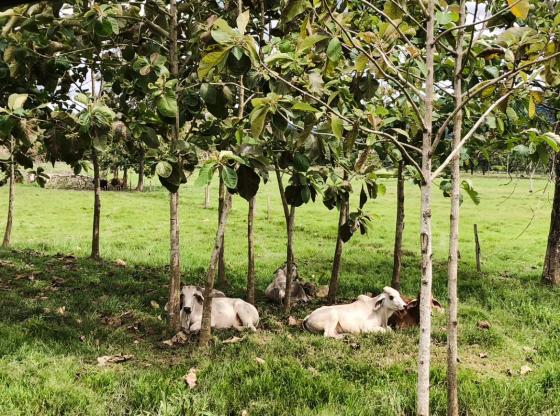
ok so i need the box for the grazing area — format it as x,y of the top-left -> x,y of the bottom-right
1,175 -> 559,415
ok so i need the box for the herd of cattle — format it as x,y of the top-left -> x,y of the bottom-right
179,265 -> 444,338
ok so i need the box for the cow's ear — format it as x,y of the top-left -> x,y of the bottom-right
194,293 -> 204,303
407,299 -> 419,309
374,295 -> 385,310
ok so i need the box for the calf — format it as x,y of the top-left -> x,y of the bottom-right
303,286 -> 406,339
265,264 -> 313,305
180,285 -> 259,332
388,293 -> 443,329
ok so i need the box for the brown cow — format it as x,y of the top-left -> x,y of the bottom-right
388,293 -> 444,329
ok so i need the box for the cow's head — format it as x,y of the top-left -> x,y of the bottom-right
374,287 -> 407,311
281,263 -> 299,279
180,285 -> 204,330
405,295 -> 444,314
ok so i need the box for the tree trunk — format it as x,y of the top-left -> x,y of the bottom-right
391,160 -> 405,291
2,141 -> 15,248
217,175 -> 228,287
90,147 -> 101,260
543,155 -> 560,286
122,167 -> 128,191
447,2 -> 465,414
274,163 -> 295,312
327,196 -> 348,304
199,189 -> 232,347
204,185 -> 211,208
417,0 -> 435,413
167,0 -> 182,333
136,154 -> 145,192
247,196 -> 256,304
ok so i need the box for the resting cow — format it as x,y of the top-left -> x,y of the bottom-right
179,285 -> 259,332
303,287 -> 406,339
388,293 -> 444,329
265,264 -> 314,304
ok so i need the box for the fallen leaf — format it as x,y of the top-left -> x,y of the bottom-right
223,336 -> 245,344
316,285 -> 329,299
163,331 -> 188,347
183,368 -> 197,389
477,320 -> 491,330
79,335 -> 86,342
150,300 -> 160,309
241,411 -> 248,416
479,352 -> 488,359
97,354 -> 133,366
115,259 -> 127,267
255,357 -> 265,365
506,368 -> 514,376
288,316 -> 302,326
520,365 -> 533,375
56,306 -> 66,315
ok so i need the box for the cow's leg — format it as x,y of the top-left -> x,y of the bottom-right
189,321 -> 201,332
323,321 -> 343,339
235,309 -> 258,332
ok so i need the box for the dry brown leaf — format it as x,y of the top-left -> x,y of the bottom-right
56,306 -> 66,315
183,368 -> 197,389
79,335 -> 86,342
115,259 -> 127,267
163,331 -> 188,347
479,352 -> 488,359
223,336 -> 245,344
477,320 -> 491,330
255,357 -> 265,365
315,285 -> 329,299
150,300 -> 160,309
241,410 -> 248,416
288,316 -> 302,326
97,354 -> 133,366
520,365 -> 533,375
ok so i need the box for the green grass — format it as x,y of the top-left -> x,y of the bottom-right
1,173 -> 560,415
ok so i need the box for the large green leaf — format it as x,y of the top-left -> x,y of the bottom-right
156,92 -> 178,119
282,0 -> 310,23
250,106 -> 269,138
221,166 -> 238,189
195,162 -> 217,186
156,161 -> 173,178
237,165 -> 260,201
331,116 -> 344,140
293,153 -> 310,172
326,38 -> 342,62
198,47 -> 231,79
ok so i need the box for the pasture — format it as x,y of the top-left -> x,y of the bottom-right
1,174 -> 559,415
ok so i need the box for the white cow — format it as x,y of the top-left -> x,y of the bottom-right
303,286 -> 406,338
180,285 -> 259,332
265,264 -> 311,304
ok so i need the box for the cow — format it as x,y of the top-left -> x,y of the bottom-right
302,286 -> 407,339
100,179 -> 108,191
388,293 -> 444,329
265,264 -> 314,305
179,285 -> 259,332
110,177 -> 126,191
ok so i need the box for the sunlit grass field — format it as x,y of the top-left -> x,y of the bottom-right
1,172 -> 559,415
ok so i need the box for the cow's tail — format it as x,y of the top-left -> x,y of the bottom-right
302,316 -> 311,332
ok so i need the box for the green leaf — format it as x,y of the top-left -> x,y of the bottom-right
156,161 -> 173,178
250,106 -> 269,138
211,19 -> 237,44
299,34 -> 329,52
236,10 -> 250,34
331,116 -> 344,140
528,95 -> 536,119
221,166 -> 238,189
292,102 -> 318,112
293,153 -> 310,172
435,11 -> 453,25
74,93 -> 89,105
237,164 -> 260,200
156,92 -> 178,119
196,162 -> 217,186
92,135 -> 107,152
8,94 -> 28,111
461,179 -> 480,205
282,0 -> 309,23
326,38 -> 342,63
198,47 -> 231,79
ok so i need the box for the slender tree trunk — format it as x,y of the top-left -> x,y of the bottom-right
2,141 -> 15,248
247,196 -> 256,304
447,2 -> 465,414
90,147 -> 101,260
274,163 -> 295,312
136,154 -> 145,192
417,0 -> 435,413
122,167 -> 128,191
543,154 -> 560,286
199,188 -> 232,347
204,185 -> 211,208
391,160 -> 405,290
167,0 -> 182,332
529,163 -> 536,193
327,196 -> 348,304
217,175 -> 228,286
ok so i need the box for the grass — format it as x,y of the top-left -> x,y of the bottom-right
1,172 -> 560,415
